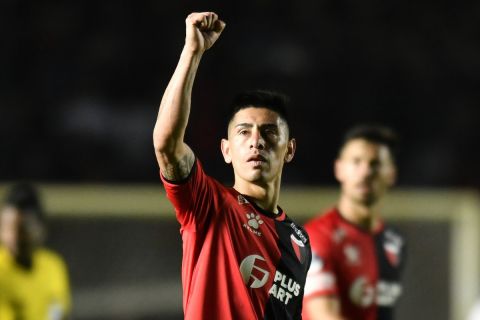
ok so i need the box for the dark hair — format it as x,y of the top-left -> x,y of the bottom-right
4,183 -> 44,222
340,124 -> 399,161
227,90 -> 291,134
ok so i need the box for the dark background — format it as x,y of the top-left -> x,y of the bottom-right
1,0 -> 479,187
1,2 -> 477,318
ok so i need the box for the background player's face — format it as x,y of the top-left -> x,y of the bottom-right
335,138 -> 396,206
0,206 -> 42,257
221,107 -> 295,185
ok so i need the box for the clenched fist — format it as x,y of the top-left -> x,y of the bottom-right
185,12 -> 226,53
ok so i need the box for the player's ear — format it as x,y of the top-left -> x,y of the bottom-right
221,138 -> 232,164
284,138 -> 296,163
386,163 -> 397,187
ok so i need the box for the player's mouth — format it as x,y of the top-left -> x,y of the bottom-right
357,182 -> 374,193
247,154 -> 267,167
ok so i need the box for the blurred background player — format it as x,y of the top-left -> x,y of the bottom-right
154,11 -> 311,320
0,183 -> 71,320
303,125 -> 406,320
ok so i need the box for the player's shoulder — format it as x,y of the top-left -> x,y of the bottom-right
304,208 -> 340,232
175,157 -> 233,200
304,208 -> 342,245
35,248 -> 67,267
193,158 -> 233,195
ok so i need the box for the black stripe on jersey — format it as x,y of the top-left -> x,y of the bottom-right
374,226 -> 407,320
263,216 -> 312,320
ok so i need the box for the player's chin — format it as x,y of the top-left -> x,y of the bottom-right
244,170 -> 271,183
246,172 -> 265,182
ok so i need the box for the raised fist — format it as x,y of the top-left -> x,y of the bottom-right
185,12 -> 226,53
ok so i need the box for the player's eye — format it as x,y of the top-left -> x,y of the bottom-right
238,129 -> 249,135
265,129 -> 277,135
262,127 -> 279,137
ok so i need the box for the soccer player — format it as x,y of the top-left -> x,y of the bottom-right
303,125 -> 406,320
0,183 -> 71,320
154,12 -> 311,320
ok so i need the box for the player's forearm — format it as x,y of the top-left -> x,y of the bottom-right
153,48 -> 203,155
154,12 -> 224,178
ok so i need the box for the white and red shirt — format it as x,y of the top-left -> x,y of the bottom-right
161,159 -> 311,320
303,208 -> 405,320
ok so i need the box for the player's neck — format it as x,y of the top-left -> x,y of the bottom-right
234,178 -> 281,214
337,196 -> 380,231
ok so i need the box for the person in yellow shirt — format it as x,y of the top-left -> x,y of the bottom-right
0,183 -> 71,320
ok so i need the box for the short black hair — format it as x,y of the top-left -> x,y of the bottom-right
227,90 -> 291,134
339,124 -> 399,161
3,183 -> 44,222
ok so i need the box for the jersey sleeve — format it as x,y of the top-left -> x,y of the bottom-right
303,223 -> 339,299
160,158 -> 219,230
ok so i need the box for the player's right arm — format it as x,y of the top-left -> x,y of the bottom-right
304,296 -> 347,320
153,12 -> 225,181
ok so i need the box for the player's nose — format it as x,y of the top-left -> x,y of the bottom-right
249,127 -> 265,150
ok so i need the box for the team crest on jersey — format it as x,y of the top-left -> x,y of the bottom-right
237,195 -> 249,205
383,230 -> 403,267
243,213 -> 263,237
290,234 -> 307,264
344,244 -> 361,265
332,227 -> 346,244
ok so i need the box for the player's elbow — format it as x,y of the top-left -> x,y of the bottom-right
153,135 -> 171,155
153,129 -> 179,156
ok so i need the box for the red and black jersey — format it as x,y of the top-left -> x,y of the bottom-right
303,208 -> 406,320
161,159 -> 312,320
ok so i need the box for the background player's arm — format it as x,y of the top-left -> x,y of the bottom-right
153,12 -> 225,181
304,296 -> 347,320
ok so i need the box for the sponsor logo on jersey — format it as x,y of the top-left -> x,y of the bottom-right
268,270 -> 302,305
243,213 -> 263,237
289,222 -> 308,244
348,278 -> 403,308
240,255 -> 270,289
240,255 -> 303,306
377,281 -> 403,306
349,276 -> 375,307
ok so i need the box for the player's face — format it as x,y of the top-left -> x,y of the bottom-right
221,107 -> 295,185
335,139 -> 396,206
0,206 -> 41,257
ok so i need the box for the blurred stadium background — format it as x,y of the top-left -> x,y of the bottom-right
1,0 -> 479,319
